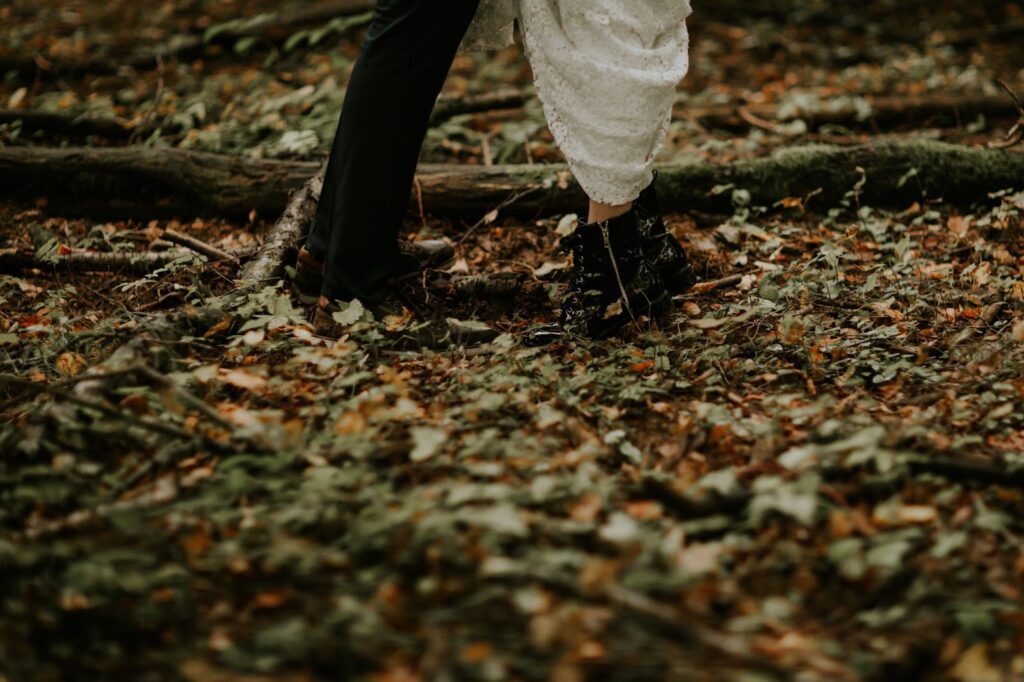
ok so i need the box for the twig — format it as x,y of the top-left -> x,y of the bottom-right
425,272 -> 528,298
682,273 -> 748,295
162,228 -> 238,264
989,79 -> 1024,149
456,186 -> 542,246
413,177 -> 428,231
131,54 -> 165,144
130,363 -> 236,432
737,106 -> 781,133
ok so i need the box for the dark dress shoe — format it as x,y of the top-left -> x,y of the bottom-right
292,239 -> 455,304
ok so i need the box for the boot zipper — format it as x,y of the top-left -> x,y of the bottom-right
601,222 -> 636,321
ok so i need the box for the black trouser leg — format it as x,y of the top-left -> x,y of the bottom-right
306,0 -> 481,305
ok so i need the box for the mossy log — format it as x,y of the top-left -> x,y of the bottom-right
0,146 -> 318,219
1,141 -> 1022,220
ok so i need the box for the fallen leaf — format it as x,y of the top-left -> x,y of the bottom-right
218,368 -> 267,391
55,352 -> 86,377
410,426 -> 447,462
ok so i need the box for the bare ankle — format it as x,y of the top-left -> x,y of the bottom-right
588,200 -> 633,224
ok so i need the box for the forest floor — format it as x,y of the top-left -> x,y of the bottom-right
2,1 -> 1024,680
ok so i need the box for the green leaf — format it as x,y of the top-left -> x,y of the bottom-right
331,299 -> 365,327
409,427 -> 447,463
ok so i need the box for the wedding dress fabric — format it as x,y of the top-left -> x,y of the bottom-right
463,0 -> 692,205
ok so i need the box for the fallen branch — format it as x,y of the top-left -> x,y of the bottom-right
4,141 -> 1021,220
235,161 -> 326,291
162,229 -> 238,264
426,272 -> 529,298
0,248 -> 198,275
684,274 -> 746,295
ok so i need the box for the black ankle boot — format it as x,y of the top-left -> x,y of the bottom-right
537,209 -> 672,342
636,172 -> 696,294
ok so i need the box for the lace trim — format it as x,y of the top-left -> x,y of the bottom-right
465,0 -> 692,205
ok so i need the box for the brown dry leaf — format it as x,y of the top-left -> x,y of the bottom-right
603,299 -> 623,320
336,411 -> 367,434
203,317 -> 233,338
59,592 -> 91,611
7,87 -> 27,108
119,393 -> 152,417
630,360 -> 655,373
872,504 -> 938,526
253,591 -> 288,610
369,665 -> 420,682
949,644 -> 1002,682
673,541 -> 724,575
625,500 -> 662,521
217,368 -> 267,392
55,352 -> 86,377
180,659 -> 311,682
576,640 -> 607,661
180,531 -> 212,559
948,215 -> 971,237
569,492 -> 603,523
459,642 -> 494,664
